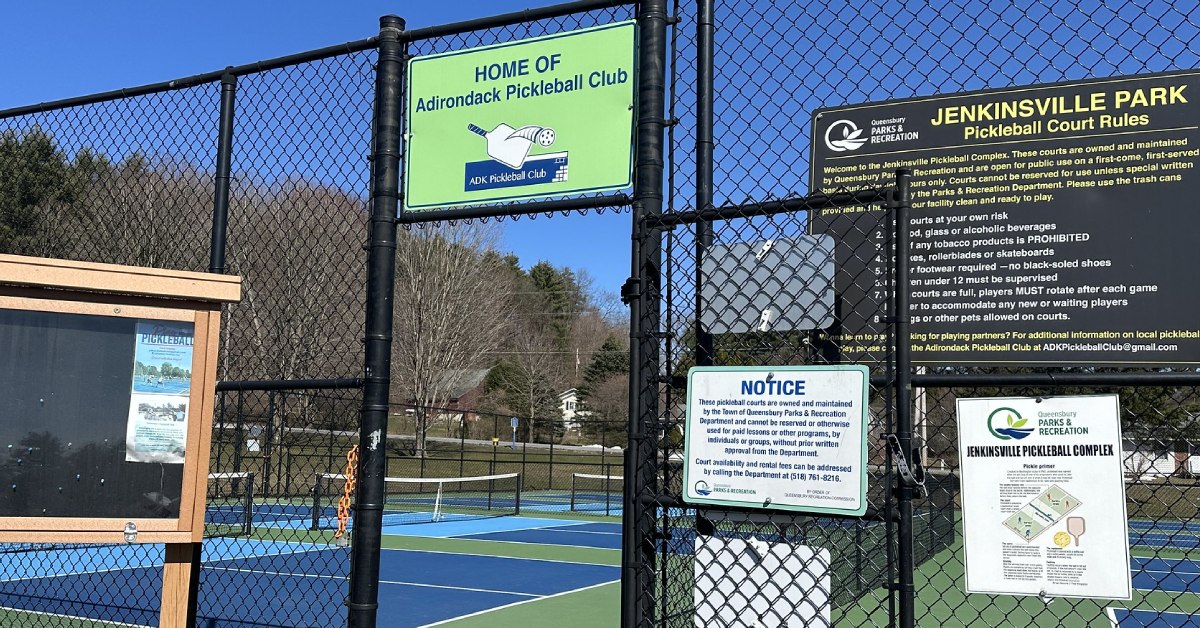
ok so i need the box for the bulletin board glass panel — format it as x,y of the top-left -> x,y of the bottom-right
0,308 -> 195,519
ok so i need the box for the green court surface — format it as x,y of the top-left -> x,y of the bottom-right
430,581 -> 618,628
836,540 -> 1200,627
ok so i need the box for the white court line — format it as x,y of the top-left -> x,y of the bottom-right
433,536 -> 621,552
418,579 -> 619,628
380,545 -> 619,567
204,566 -> 537,598
1108,608 -> 1200,625
0,605 -> 152,627
536,528 -> 621,536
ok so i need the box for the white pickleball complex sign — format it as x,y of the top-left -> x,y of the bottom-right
958,394 -> 1131,599
683,365 -> 869,516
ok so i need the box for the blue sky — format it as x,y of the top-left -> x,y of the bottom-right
5,1 -> 1192,305
0,1 -> 635,296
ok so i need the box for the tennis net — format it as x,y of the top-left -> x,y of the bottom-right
205,471 -> 255,538
570,473 -> 623,516
0,471 -> 256,554
311,472 -> 522,529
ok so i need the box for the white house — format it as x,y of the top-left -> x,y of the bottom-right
1123,438 -> 1199,480
559,388 -> 584,431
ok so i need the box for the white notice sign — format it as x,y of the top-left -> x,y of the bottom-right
957,395 -> 1131,599
683,366 -> 868,516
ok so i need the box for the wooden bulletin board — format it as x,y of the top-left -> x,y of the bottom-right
0,254 -> 241,627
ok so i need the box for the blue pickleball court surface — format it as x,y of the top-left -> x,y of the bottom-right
1132,556 -> 1200,593
0,536 -> 618,627
1112,609 -> 1200,627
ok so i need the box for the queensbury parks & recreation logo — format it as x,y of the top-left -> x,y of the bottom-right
694,480 -> 712,496
988,407 -> 1034,440
824,119 -> 868,152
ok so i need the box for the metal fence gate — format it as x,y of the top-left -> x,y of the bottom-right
1,0 -> 1199,626
636,1 -> 1200,627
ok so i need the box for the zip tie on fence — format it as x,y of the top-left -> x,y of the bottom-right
335,445 -> 359,542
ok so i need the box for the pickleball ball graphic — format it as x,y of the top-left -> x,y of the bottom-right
467,123 -> 556,169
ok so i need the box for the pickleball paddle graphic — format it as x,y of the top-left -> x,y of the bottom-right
1066,516 -> 1085,546
468,123 -> 556,169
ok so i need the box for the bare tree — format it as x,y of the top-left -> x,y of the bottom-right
65,154 -> 210,271
223,178 -> 367,381
391,222 -> 511,457
485,318 -> 565,442
580,374 -> 629,445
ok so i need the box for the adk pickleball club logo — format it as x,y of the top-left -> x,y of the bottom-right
694,480 -> 712,496
988,407 -> 1033,440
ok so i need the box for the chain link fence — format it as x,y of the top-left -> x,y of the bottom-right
0,31 -> 375,628
1,0 -> 1197,625
642,0 -> 1200,627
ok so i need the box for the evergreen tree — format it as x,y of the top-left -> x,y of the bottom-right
0,128 -> 79,251
576,336 -> 630,441
529,261 -> 583,352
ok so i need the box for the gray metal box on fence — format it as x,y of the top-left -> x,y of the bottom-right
699,236 -> 834,334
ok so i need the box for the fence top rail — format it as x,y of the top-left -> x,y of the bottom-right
401,0 -> 636,43
216,378 -> 363,392
0,0 -> 635,121
902,371 -> 1200,388
0,37 -> 379,121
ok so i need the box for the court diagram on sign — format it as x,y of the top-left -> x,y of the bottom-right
1002,484 -> 1081,542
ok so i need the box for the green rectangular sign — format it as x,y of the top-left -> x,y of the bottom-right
403,21 -> 637,211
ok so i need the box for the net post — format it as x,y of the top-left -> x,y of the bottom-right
459,415 -> 466,478
514,474 -> 522,516
233,390 -> 245,484
311,474 -> 323,531
349,14 -> 405,628
605,473 -> 612,516
244,471 -> 255,536
263,392 -> 276,498
570,473 -> 577,511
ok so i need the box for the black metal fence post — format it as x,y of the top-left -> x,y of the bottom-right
623,2 -> 669,627
694,0 -> 715,368
893,169 -> 916,628
209,71 -> 237,275
348,15 -> 405,628
233,390 -> 245,476
190,71 -> 239,627
263,391 -> 276,497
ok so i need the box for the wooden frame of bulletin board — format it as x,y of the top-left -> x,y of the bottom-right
0,254 -> 241,627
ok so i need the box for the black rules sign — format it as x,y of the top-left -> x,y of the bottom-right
810,71 -> 1200,366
